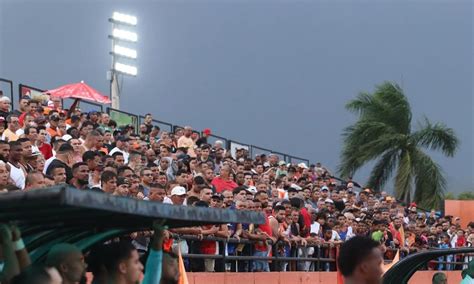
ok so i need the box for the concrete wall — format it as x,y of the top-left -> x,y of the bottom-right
445,200 -> 474,228
186,271 -> 462,284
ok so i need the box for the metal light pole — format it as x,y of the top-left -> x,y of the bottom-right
108,12 -> 138,110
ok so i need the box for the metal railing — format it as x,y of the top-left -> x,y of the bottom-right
2,77 -> 312,165
107,107 -> 139,131
170,234 -> 338,272
168,234 -> 474,273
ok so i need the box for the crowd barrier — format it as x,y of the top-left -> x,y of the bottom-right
170,234 -> 474,273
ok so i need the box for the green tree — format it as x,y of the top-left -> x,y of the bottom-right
457,191 -> 474,200
338,82 -> 459,208
445,192 -> 456,200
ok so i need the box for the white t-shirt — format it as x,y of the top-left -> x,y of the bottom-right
43,156 -> 57,174
8,162 -> 25,190
32,145 -> 40,154
15,129 -> 24,136
310,222 -> 321,235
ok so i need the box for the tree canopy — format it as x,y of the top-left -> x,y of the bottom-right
338,82 -> 459,209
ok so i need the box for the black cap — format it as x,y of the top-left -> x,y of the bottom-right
117,177 -> 129,186
212,193 -> 223,200
287,187 -> 298,193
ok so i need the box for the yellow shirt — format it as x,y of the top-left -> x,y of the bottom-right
177,136 -> 196,157
2,128 -> 18,142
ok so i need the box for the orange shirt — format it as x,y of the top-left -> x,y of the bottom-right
47,127 -> 58,138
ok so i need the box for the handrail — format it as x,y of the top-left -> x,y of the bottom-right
5,78 -> 315,169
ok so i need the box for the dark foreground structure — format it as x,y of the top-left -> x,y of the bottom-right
0,186 -> 265,262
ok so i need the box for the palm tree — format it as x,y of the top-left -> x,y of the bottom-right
338,82 -> 459,209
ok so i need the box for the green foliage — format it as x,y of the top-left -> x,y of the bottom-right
457,191 -> 474,200
338,81 -> 459,209
445,192 -> 456,200
445,191 -> 474,200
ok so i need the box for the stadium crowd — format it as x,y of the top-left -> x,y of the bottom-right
0,94 -> 473,283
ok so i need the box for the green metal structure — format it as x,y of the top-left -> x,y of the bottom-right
383,247 -> 474,283
0,186 -> 265,262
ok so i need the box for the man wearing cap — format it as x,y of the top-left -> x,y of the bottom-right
109,136 -> 130,164
275,161 -> 288,177
46,112 -> 61,138
320,186 -> 330,200
0,96 -> 11,120
196,128 -> 211,147
210,193 -> 224,208
169,186 -> 187,206
87,111 -> 100,129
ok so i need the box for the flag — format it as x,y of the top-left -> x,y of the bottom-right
336,245 -> 344,284
178,246 -> 189,284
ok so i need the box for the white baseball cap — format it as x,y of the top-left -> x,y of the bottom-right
171,186 -> 187,196
297,163 -> 308,169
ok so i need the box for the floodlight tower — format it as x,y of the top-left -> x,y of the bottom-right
108,12 -> 138,109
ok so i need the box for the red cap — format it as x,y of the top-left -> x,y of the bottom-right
410,202 -> 417,207
203,128 -> 211,135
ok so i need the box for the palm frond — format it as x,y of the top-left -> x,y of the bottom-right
411,148 -> 446,209
339,81 -> 457,200
346,82 -> 412,134
411,117 -> 459,157
394,151 -> 413,202
367,149 -> 400,191
338,122 -> 405,178
345,92 -> 375,115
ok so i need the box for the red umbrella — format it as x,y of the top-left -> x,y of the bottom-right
43,81 -> 111,104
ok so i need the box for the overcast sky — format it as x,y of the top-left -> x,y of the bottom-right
0,0 -> 472,194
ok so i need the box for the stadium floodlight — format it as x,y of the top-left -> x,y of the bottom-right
111,12 -> 137,26
109,12 -> 138,109
111,28 -> 137,42
112,45 -> 137,59
114,62 -> 137,76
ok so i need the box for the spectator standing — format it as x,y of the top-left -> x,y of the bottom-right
177,126 -> 196,158
8,141 -> 26,189
211,165 -> 237,193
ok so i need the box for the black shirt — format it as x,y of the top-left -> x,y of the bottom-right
0,110 -> 11,121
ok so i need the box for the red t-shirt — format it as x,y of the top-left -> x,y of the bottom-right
211,177 -> 237,193
38,143 -> 53,160
255,215 -> 272,252
300,207 -> 312,237
200,225 -> 217,254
